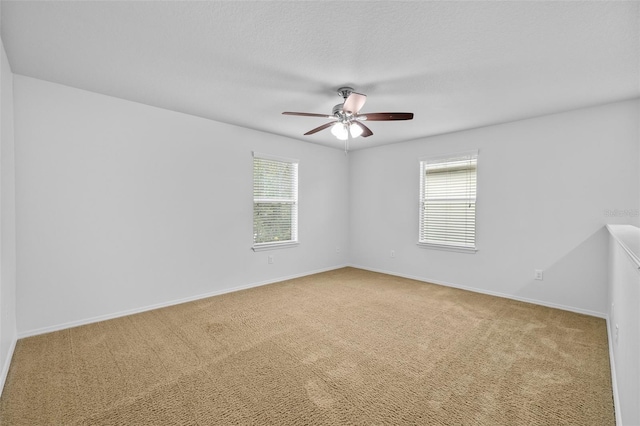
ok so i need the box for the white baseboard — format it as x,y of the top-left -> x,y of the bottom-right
349,264 -> 607,319
18,263 -> 607,335
605,316 -> 622,425
18,264 -> 349,339
0,336 -> 17,398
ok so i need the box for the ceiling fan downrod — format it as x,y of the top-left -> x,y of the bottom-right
337,86 -> 354,100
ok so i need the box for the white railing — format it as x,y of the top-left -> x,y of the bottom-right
606,224 -> 640,426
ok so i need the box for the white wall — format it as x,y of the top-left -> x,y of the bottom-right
349,99 -> 640,316
14,76 -> 349,335
10,72 -> 640,339
0,14 -> 18,394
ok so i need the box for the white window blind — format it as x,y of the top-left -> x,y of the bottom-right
253,153 -> 298,250
419,151 -> 477,251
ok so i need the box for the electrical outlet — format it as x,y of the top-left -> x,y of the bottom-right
268,255 -> 274,264
390,250 -> 396,258
336,246 -> 341,254
534,269 -> 543,280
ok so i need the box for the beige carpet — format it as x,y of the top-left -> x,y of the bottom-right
1,267 -> 614,425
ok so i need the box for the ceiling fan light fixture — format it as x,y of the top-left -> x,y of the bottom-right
331,123 -> 348,140
349,122 -> 363,138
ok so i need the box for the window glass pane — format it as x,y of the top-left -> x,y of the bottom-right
253,154 -> 298,246
253,158 -> 297,200
253,202 -> 295,244
419,152 -> 477,250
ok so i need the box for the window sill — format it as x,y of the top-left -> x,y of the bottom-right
417,242 -> 477,254
252,241 -> 299,252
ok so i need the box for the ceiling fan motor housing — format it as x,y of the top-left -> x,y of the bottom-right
332,103 -> 348,121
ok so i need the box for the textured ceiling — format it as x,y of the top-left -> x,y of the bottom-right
1,1 -> 639,151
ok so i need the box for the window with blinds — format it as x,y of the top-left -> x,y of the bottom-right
419,151 -> 478,251
253,152 -> 299,250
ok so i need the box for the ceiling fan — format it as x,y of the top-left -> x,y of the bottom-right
283,87 -> 414,150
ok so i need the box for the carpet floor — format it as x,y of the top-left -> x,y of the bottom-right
0,267 -> 614,425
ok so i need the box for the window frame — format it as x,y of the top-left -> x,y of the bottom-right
417,150 -> 478,253
252,151 -> 299,252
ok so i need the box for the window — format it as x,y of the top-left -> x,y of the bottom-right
418,151 -> 478,252
252,152 -> 299,251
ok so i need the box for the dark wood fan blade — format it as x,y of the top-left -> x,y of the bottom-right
361,112 -> 414,121
283,112 -> 334,118
353,121 -> 373,138
304,121 -> 337,135
342,93 -> 367,114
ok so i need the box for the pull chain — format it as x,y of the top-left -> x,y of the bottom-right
344,125 -> 349,155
